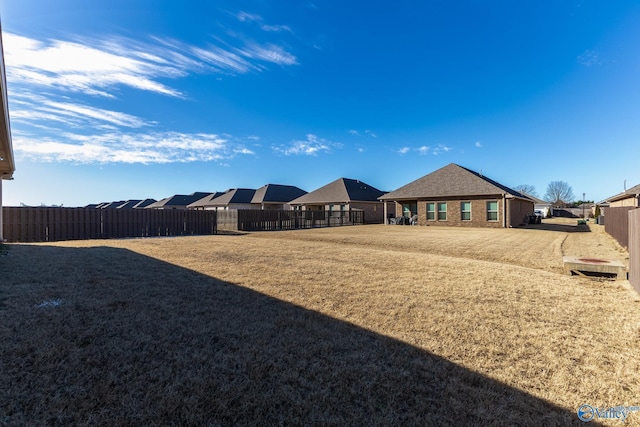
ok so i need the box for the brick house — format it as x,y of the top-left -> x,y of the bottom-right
189,188 -> 256,210
602,184 -> 640,208
251,184 -> 308,210
379,163 -> 534,228
289,178 -> 386,224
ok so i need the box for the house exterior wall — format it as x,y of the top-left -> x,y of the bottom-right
349,201 -> 385,224
507,197 -> 534,227
610,197 -> 639,208
388,196 -> 533,228
205,203 -> 256,211
391,197 -> 500,228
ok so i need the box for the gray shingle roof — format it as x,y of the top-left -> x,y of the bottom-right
251,184 -> 307,204
523,194 -> 550,205
146,192 -> 212,208
602,183 -> 640,203
187,192 -> 226,208
290,178 -> 385,204
205,188 -> 256,206
132,199 -> 157,208
379,163 -> 529,200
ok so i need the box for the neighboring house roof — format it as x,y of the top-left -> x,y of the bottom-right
187,192 -> 227,208
601,183 -> 640,204
131,198 -> 157,209
0,25 -> 14,180
146,192 -> 212,208
290,178 -> 385,205
523,193 -> 551,205
251,184 -> 308,204
101,201 -> 128,209
379,163 -> 530,201
203,188 -> 257,207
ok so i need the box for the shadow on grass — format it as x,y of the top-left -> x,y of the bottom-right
0,244 -> 591,426
523,222 -> 592,233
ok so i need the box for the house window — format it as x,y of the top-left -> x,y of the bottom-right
402,202 -> 417,217
487,201 -> 499,221
461,201 -> 471,221
426,203 -> 435,221
437,202 -> 447,221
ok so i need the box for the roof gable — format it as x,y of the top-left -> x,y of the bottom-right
380,163 -> 528,200
251,184 -> 307,204
207,188 -> 256,205
146,192 -> 212,208
290,178 -> 385,204
187,192 -> 226,208
523,193 -> 550,205
603,183 -> 640,203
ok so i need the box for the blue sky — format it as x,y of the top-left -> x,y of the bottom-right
2,1 -> 640,206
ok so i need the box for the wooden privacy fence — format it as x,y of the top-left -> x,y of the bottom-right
215,209 -> 364,232
603,206 -> 637,248
2,207 -> 217,242
629,209 -> 640,294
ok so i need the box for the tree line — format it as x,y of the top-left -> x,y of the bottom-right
514,181 -> 590,207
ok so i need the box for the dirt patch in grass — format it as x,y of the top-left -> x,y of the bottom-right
1,222 -> 638,425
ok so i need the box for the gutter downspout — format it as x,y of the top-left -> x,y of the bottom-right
502,193 -> 507,228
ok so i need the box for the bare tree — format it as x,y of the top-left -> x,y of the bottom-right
544,181 -> 575,206
513,184 -> 537,197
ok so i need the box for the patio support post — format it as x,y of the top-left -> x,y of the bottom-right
383,200 -> 387,225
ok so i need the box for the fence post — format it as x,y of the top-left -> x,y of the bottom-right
629,209 -> 640,294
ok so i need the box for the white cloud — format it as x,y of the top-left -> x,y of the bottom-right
3,31 -> 298,99
234,147 -> 255,155
432,144 -> 452,155
261,24 -> 292,33
239,43 -> 298,66
4,33 -> 183,98
12,131 -> 254,164
236,11 -> 292,33
418,146 -> 430,155
578,49 -> 601,67
475,141 -> 482,148
349,129 -> 377,138
9,93 -> 150,129
236,11 -> 262,22
397,144 -> 453,156
273,134 -> 337,156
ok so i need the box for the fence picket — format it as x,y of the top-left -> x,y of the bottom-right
629,209 -> 640,294
1,207 -> 218,242
2,207 -> 363,242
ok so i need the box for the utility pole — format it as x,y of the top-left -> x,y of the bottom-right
583,192 -> 585,219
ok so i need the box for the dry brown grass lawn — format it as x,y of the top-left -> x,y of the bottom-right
1,218 -> 638,425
